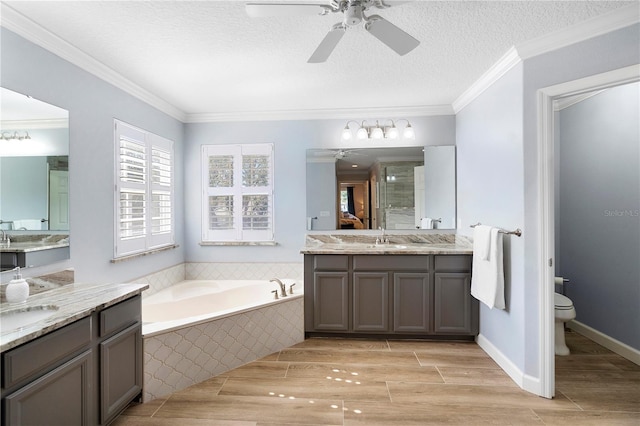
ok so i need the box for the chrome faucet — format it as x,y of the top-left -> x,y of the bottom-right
376,227 -> 389,245
270,278 -> 287,298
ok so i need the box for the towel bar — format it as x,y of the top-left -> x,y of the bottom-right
470,222 -> 522,237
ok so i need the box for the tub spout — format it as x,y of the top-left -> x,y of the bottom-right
270,278 -> 287,298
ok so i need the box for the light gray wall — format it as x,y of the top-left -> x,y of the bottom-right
521,23 -> 640,375
183,115 -> 455,263
0,28 -> 185,283
457,23 -> 639,382
557,82 -> 640,349
456,62 -> 526,370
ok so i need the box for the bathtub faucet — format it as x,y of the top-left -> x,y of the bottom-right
270,278 -> 287,298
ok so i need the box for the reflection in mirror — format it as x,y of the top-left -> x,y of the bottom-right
0,87 -> 69,232
306,146 -> 456,231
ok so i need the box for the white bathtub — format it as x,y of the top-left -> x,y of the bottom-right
141,279 -> 304,401
142,279 -> 303,337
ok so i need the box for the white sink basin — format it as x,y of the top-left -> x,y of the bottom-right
1,305 -> 59,334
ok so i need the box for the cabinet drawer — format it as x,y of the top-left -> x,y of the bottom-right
353,255 -> 428,271
434,255 -> 471,272
2,316 -> 91,389
314,255 -> 349,271
100,296 -> 141,338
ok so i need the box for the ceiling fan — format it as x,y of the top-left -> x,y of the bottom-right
246,0 -> 420,63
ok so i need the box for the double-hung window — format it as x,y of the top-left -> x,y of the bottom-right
114,120 -> 174,258
201,143 -> 274,243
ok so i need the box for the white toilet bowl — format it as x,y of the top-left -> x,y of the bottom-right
554,292 -> 576,356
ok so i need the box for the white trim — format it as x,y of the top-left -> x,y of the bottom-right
517,4 -> 640,60
185,105 -> 454,123
536,88 -> 556,399
537,64 -> 640,403
476,334 -> 545,396
453,4 -> 639,114
569,320 -> 640,366
452,47 -> 522,113
0,3 -> 186,122
553,90 -> 605,111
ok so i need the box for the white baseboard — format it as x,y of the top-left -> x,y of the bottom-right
476,334 -> 544,397
568,320 -> 640,365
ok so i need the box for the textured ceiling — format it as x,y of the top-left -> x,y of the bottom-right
3,1 -> 636,119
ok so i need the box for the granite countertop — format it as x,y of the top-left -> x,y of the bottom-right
0,234 -> 69,253
300,233 -> 473,255
0,282 -> 148,352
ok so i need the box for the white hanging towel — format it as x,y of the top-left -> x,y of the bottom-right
471,226 -> 505,310
421,218 -> 433,229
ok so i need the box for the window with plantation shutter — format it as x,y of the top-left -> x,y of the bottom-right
115,120 -> 174,258
201,144 -> 274,243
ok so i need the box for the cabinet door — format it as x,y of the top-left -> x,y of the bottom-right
393,273 -> 431,333
100,323 -> 142,424
313,272 -> 349,331
4,350 -> 92,426
353,272 -> 389,332
434,273 -> 472,334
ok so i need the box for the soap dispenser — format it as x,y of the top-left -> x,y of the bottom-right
6,267 -> 29,303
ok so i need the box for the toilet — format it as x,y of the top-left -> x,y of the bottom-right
554,292 -> 576,356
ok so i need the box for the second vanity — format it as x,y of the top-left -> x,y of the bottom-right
301,234 -> 477,339
0,281 -> 147,426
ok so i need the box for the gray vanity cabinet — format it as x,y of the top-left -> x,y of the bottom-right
393,273 -> 431,333
352,272 -> 389,332
305,253 -> 477,338
433,255 -> 478,335
1,295 -> 142,426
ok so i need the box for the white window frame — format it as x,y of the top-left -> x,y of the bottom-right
201,143 -> 274,243
114,119 -> 174,258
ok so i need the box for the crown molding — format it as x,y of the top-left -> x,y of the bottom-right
452,4 -> 639,114
452,47 -> 522,114
0,3 -> 187,122
553,90 -> 606,111
185,104 -> 454,123
2,3 -> 637,124
517,3 -> 640,60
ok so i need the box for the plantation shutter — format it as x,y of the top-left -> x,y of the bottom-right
202,143 -> 274,242
115,120 -> 174,257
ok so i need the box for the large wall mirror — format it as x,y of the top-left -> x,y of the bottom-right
0,87 -> 70,232
306,146 -> 456,231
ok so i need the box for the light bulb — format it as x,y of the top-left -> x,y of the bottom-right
386,126 -> 399,139
356,127 -> 368,139
341,126 -> 352,140
403,123 -> 415,139
371,126 -> 384,139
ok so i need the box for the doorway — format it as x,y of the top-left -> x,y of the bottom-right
537,64 -> 639,398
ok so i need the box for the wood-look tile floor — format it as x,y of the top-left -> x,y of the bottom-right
115,330 -> 640,425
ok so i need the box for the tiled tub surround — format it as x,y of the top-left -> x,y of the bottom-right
301,233 -> 473,255
0,281 -> 148,352
133,262 -> 305,402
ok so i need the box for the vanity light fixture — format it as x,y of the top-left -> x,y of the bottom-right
340,119 -> 415,141
0,131 -> 31,141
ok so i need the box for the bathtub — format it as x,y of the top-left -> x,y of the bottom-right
141,279 -> 304,401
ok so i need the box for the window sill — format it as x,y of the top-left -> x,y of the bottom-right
111,244 -> 179,263
199,241 -> 278,247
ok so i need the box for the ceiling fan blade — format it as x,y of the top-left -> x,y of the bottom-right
246,3 -> 330,18
308,25 -> 346,63
365,15 -> 419,56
